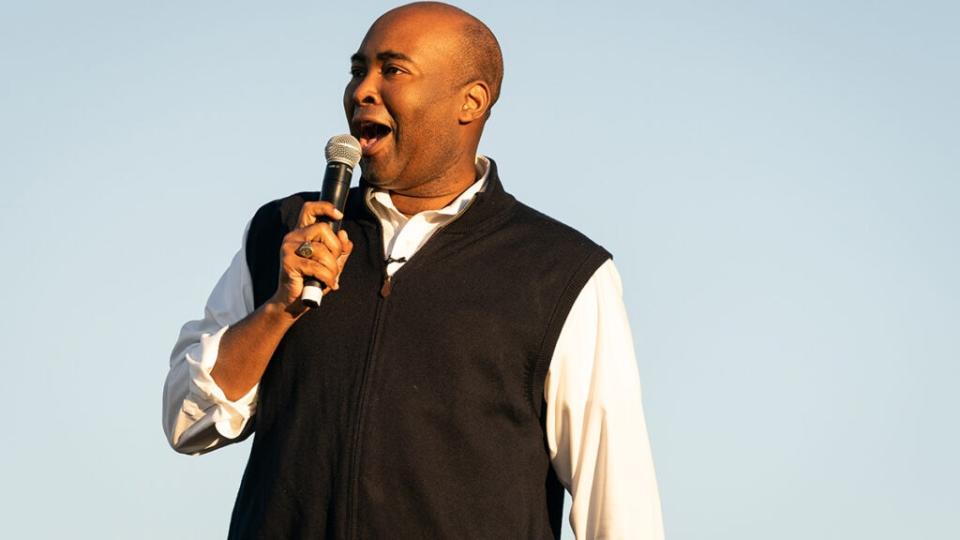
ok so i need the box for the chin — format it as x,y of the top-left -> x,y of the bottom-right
359,162 -> 388,188
360,159 -> 402,189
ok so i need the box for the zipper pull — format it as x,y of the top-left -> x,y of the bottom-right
380,256 -> 405,298
380,275 -> 392,298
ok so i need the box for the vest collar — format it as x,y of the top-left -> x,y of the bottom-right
349,158 -> 516,234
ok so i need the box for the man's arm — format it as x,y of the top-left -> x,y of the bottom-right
162,201 -> 353,454
545,259 -> 665,539
211,201 -> 353,400
162,243 -> 259,455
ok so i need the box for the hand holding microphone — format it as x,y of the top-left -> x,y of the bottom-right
299,135 -> 362,307
272,135 -> 361,312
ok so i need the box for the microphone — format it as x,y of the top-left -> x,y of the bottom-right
301,134 -> 362,308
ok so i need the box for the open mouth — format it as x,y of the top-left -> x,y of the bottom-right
357,121 -> 392,155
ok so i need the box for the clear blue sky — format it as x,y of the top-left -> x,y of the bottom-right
1,1 -> 957,538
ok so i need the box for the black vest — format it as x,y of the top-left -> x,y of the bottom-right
230,161 -> 610,539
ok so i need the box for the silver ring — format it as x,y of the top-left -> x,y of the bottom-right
296,241 -> 314,258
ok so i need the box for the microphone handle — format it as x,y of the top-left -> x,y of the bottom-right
301,161 -> 354,308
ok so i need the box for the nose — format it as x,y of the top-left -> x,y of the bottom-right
346,70 -> 380,108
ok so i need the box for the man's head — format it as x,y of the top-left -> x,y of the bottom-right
343,2 -> 503,194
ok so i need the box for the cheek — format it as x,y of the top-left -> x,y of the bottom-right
404,100 -> 450,137
343,81 -> 362,117
342,88 -> 352,117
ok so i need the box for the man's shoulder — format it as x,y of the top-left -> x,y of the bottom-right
503,199 -> 611,259
249,191 -> 322,228
509,200 -> 592,236
480,158 -> 609,258
244,190 -> 321,273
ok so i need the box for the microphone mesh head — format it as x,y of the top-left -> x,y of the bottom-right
325,134 -> 362,167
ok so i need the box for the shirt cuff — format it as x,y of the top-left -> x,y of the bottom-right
184,325 -> 259,439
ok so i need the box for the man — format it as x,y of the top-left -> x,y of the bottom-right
163,2 -> 663,538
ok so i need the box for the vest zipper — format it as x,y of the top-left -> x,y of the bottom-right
346,239 -> 389,540
347,189 -> 482,537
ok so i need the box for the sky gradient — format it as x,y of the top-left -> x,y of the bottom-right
1,1 -> 957,538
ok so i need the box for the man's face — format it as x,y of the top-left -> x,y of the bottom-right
343,12 -> 467,191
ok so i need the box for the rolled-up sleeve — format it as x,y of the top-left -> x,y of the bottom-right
162,227 -> 259,455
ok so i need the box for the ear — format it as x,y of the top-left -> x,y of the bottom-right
458,81 -> 491,124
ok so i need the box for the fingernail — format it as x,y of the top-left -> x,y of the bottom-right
334,209 -> 344,219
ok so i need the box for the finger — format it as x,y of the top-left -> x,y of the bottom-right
282,224 -> 341,260
332,231 -> 354,289
297,201 -> 344,229
282,238 -> 341,280
308,246 -> 340,279
285,256 -> 338,290
299,222 -> 342,259
336,230 -> 354,269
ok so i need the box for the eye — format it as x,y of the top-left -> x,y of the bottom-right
382,64 -> 405,76
349,66 -> 366,79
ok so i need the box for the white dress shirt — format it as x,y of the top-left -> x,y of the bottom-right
162,157 -> 664,539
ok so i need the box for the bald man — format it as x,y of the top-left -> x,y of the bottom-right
163,3 -> 663,538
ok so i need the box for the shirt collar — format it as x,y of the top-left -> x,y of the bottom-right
365,155 -> 491,221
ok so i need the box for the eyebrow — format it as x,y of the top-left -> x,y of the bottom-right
350,50 -> 415,65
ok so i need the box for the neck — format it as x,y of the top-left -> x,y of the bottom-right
388,160 -> 478,216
